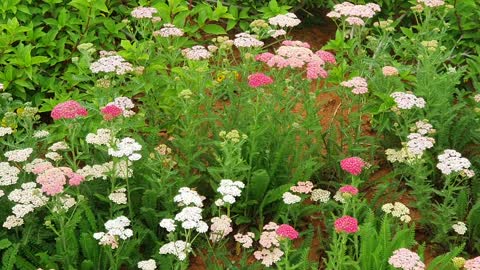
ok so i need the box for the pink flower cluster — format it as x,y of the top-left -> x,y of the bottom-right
338,185 -> 359,196
34,164 -> 85,195
182,45 -> 211,60
248,73 -> 273,88
388,248 -> 425,270
153,24 -> 184,37
254,222 -> 284,267
90,55 -> 133,75
276,224 -> 299,240
340,157 -> 365,175
255,41 -> 336,80
51,100 -> 88,120
290,181 -> 314,194
334,216 -> 359,234
101,105 -> 123,121
340,77 -> 368,94
382,66 -> 399,76
131,7 -> 157,19
327,2 -> 381,26
465,256 -> 480,270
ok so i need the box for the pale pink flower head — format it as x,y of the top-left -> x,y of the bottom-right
306,62 -> 328,80
315,50 -> 336,64
51,100 -> 88,120
36,168 -> 67,195
66,172 -> 85,186
281,40 -> 310,48
276,224 -> 299,240
382,66 -> 399,77
388,248 -> 425,270
346,16 -> 365,26
339,185 -> 359,196
465,256 -> 480,270
340,157 -> 365,175
334,216 -> 359,234
101,105 -> 123,121
248,73 -> 273,88
255,52 -> 275,63
290,181 -> 314,194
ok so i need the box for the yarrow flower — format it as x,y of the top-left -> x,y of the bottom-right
209,215 -> 233,242
452,221 -> 467,235
108,137 -> 142,161
268,13 -> 301,28
33,130 -> 50,138
436,149 -> 474,178
108,188 -> 127,205
464,256 -> 480,270
106,97 -> 136,117
340,157 -> 365,175
154,24 -> 184,37
310,188 -> 331,203
391,92 -> 426,110
290,181 -> 314,194
51,100 -> 88,120
131,7 -> 157,19
233,33 -> 264,48
137,259 -> 157,270
182,45 -> 211,60
86,128 -> 114,146
417,0 -> 444,8
334,216 -> 359,234
0,127 -> 13,137
276,224 -> 299,240
282,192 -> 301,204
327,2 -> 381,26
4,148 -> 33,162
338,185 -> 359,197
101,105 -> 123,121
174,187 -> 205,207
388,248 -> 425,270
159,218 -> 176,232
340,77 -> 368,95
254,222 -> 284,267
159,241 -> 191,261
94,216 -> 133,249
248,73 -> 273,88
382,202 -> 411,223
406,133 -> 435,155
216,179 -> 245,206
90,55 -> 133,75
35,167 -> 85,195
382,66 -> 399,76
4,182 -> 48,229
234,232 -> 255,248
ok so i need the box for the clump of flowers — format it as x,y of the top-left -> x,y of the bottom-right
388,248 -> 425,270
3,182 -> 48,229
417,0 -> 444,8
90,54 -> 133,75
436,149 -> 474,178
406,133 -> 435,155
219,129 -> 248,144
464,256 -> 480,270
215,179 -> 245,206
254,222 -> 284,267
233,32 -> 264,48
310,188 -> 331,203
268,13 -> 301,28
153,24 -> 184,37
137,259 -> 157,270
109,188 -> 127,205
101,105 -> 123,121
234,232 -> 255,248
182,45 -> 212,60
131,7 -> 157,19
0,127 -> 13,137
108,137 -> 142,161
51,100 -> 88,120
159,241 -> 191,261
86,128 -> 114,146
248,72 -> 273,88
382,66 -> 399,76
4,148 -> 33,162
391,92 -> 426,110
290,181 -> 314,194
334,216 -> 359,234
340,77 -> 368,95
276,224 -> 299,240
209,215 -> 233,242
327,2 -> 381,26
412,120 -> 435,135
452,221 -> 467,235
282,191 -> 301,204
93,216 -> 133,249
420,40 -> 439,52
35,166 -> 85,195
106,97 -> 136,117
340,157 -> 365,175
382,202 -> 411,223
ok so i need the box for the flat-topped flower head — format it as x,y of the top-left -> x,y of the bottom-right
334,216 -> 359,234
338,185 -> 359,197
276,224 -> 299,240
465,256 -> 480,270
131,7 -> 158,19
340,157 -> 365,175
268,13 -> 301,28
51,100 -> 88,120
153,24 -> 184,37
388,248 -> 425,270
101,105 -> 123,121
341,77 -> 368,95
248,73 -> 273,88
182,45 -> 211,60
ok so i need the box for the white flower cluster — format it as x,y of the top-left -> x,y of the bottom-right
0,162 -> 20,186
327,2 -> 381,26
310,189 -> 331,203
0,127 -> 13,137
33,130 -> 50,138
131,7 -> 157,19
78,160 -> 132,180
333,191 -> 346,203
233,33 -> 264,48
406,133 -> 435,155
4,148 -> 33,162
209,215 -> 233,242
159,218 -> 176,232
286,190 -> 305,204
137,259 -> 157,270
86,128 -> 114,146
391,92 -> 426,110
182,45 -> 212,60
52,194 -> 76,213
215,179 -> 245,206
3,182 -> 48,229
45,152 -> 62,161
437,149 -> 474,178
282,191 -> 301,204
174,207 -> 208,232
108,137 -> 142,161
412,120 -> 434,135
107,97 -> 136,117
452,221 -> 467,235
268,13 -> 301,28
174,187 -> 205,207
385,147 -> 421,164
382,202 -> 411,223
268,29 -> 286,38
159,241 -> 191,261
153,24 -> 184,37
234,232 -> 255,248
93,216 -> 133,249
48,141 -> 69,152
108,188 -> 127,204
90,55 -> 133,75
219,129 -> 248,144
